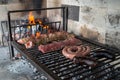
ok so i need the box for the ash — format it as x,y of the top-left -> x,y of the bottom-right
0,47 -> 48,80
7,57 -> 48,80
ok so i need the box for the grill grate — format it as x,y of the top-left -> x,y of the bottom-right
18,37 -> 120,80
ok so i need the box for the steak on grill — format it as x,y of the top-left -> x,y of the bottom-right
38,38 -> 82,53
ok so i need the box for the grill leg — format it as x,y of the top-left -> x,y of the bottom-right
1,35 -> 5,46
9,42 -> 15,59
8,12 -> 15,59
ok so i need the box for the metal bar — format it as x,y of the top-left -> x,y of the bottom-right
49,61 -> 73,71
65,7 -> 68,31
45,56 -> 66,66
63,7 -> 68,31
30,25 -> 32,35
8,12 -> 15,58
58,22 -> 61,31
8,7 -> 65,13
13,26 -> 15,40
63,7 -> 65,31
35,24 -> 37,33
54,22 -> 56,31
6,21 -> 9,46
11,21 -> 61,28
19,27 -> 22,38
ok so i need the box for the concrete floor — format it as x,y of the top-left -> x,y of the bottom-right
0,46 -> 34,80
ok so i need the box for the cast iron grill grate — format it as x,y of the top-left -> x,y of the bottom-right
21,38 -> 120,80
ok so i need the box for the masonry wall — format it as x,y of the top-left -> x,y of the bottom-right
0,1 -> 23,45
0,0 -> 46,45
47,0 -> 120,49
0,0 -> 120,49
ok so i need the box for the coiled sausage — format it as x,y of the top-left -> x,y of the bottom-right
62,45 -> 91,60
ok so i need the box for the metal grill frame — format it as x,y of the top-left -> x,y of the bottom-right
8,7 -> 120,80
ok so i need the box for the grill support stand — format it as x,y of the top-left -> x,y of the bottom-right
8,12 -> 15,59
7,7 -> 120,79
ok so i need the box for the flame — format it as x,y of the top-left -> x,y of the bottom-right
43,25 -> 49,29
36,32 -> 41,38
28,12 -> 35,24
27,12 -> 50,37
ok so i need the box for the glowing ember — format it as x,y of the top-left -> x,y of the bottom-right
43,25 -> 49,29
36,32 -> 41,38
36,18 -> 42,25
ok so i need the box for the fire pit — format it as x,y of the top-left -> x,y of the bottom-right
8,7 -> 120,80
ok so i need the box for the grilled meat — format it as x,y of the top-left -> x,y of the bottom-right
38,38 -> 82,53
62,45 -> 91,60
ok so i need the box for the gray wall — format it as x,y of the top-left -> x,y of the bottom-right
0,0 -> 120,49
0,1 -> 24,44
47,0 -> 120,49
0,0 -> 46,45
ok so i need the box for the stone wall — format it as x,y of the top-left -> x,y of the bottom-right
0,1 -> 24,44
47,0 -> 120,49
0,0 -> 120,49
0,0 -> 46,45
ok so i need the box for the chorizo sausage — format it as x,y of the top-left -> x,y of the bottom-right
62,45 -> 91,60
81,46 -> 91,56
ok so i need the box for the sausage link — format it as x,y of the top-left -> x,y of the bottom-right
62,45 -> 91,60
73,57 -> 97,67
81,46 -> 91,56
